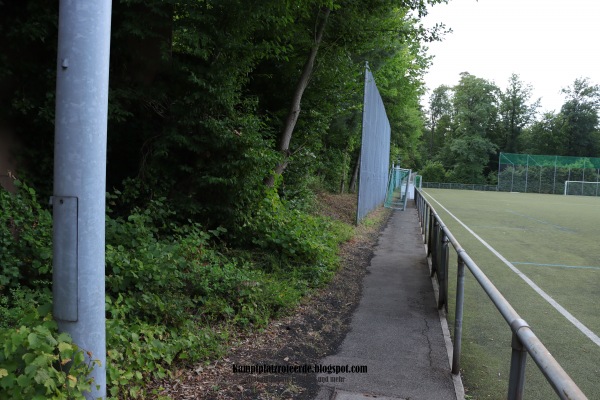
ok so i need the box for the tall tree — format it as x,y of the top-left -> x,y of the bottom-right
559,77 -> 600,156
520,112 -> 566,155
265,0 -> 449,185
266,5 -> 331,186
498,73 -> 539,153
444,72 -> 499,182
1,0 -> 451,227
452,72 -> 499,138
427,85 -> 453,156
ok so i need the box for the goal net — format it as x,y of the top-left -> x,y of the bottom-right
385,167 -> 411,210
564,180 -> 600,196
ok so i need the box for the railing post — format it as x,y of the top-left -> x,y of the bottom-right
431,218 -> 439,277
421,197 -> 425,226
421,196 -> 425,230
452,254 -> 465,375
424,204 -> 429,244
439,233 -> 449,311
423,204 -> 429,245
416,191 -> 422,224
428,209 -> 434,257
508,319 -> 529,400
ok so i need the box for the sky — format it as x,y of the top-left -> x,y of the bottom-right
421,0 -> 600,113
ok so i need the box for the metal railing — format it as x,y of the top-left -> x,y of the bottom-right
414,189 -> 587,400
422,182 -> 499,191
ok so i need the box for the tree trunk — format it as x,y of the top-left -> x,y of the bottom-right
349,153 -> 360,193
339,151 -> 348,193
430,118 -> 436,156
265,7 -> 330,187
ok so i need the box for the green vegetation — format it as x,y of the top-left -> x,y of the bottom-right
4,0 -> 599,397
0,1 -> 447,398
422,189 -> 600,399
1,0 -> 448,210
1,180 -> 354,398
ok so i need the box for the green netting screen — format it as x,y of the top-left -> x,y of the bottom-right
498,153 -> 600,195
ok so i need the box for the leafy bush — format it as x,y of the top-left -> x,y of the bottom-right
105,314 -> 227,399
0,289 -> 96,399
1,184 -> 93,399
420,160 -> 449,183
1,181 -> 353,398
0,180 -> 52,292
243,186 -> 353,286
102,199 -> 309,398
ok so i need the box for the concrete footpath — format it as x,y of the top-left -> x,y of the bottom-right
314,204 -> 464,400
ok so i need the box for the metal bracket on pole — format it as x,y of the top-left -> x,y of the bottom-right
52,196 -> 79,322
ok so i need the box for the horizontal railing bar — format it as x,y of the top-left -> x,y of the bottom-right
517,326 -> 587,399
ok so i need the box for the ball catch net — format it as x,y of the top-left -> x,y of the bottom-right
498,153 -> 600,196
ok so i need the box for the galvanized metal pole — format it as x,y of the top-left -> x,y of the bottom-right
53,1 -> 112,398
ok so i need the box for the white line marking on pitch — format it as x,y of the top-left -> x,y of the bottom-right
423,191 -> 600,347
512,262 -> 600,271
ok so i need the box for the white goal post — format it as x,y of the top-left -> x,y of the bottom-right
564,180 -> 600,196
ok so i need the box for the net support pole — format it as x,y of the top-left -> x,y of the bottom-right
553,156 -> 557,194
582,159 -> 586,193
524,156 -> 528,192
498,152 -> 502,190
53,1 -> 112,398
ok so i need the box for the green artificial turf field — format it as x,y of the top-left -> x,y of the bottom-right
420,189 -> 600,400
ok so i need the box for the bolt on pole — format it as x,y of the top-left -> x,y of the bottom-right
53,1 -> 112,398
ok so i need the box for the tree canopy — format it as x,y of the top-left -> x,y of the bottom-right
0,0 -> 449,225
0,2 -> 454,398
